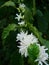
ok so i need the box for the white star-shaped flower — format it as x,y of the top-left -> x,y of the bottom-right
35,46 -> 48,65
16,31 -> 38,57
15,13 -> 24,21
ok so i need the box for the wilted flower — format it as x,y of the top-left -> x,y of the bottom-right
16,31 -> 38,57
35,45 -> 48,65
19,3 -> 25,12
19,3 -> 25,9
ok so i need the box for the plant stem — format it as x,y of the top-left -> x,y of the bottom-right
33,0 -> 36,16
18,0 -> 21,3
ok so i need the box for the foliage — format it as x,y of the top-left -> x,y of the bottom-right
0,0 -> 49,65
28,44 -> 39,60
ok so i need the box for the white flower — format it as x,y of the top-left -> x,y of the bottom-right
16,31 -> 38,57
18,21 -> 25,25
19,3 -> 25,9
19,3 -> 25,12
15,13 -> 24,21
35,45 -> 48,65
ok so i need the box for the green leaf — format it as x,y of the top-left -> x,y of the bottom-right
28,44 -> 39,61
24,7 -> 33,22
0,1 -> 16,8
36,10 -> 43,17
2,24 -> 16,40
36,10 -> 48,33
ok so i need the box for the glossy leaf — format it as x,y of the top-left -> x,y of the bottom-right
2,24 -> 16,40
0,1 -> 16,8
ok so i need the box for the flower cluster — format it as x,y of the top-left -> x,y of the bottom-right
15,3 -> 25,25
16,31 -> 49,65
16,31 -> 38,57
15,2 -> 49,65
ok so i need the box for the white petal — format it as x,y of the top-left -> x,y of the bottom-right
18,21 -> 25,25
38,61 -> 43,65
43,61 -> 48,65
